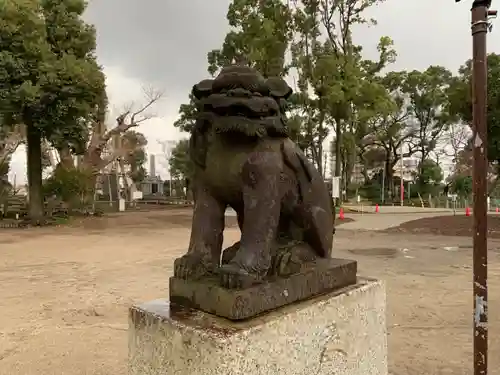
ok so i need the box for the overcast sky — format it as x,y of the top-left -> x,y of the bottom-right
10,0 -> 499,181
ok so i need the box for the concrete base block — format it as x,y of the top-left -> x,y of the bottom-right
128,278 -> 387,375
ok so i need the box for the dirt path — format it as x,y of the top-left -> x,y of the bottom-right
385,214 -> 500,237
0,209 -> 499,374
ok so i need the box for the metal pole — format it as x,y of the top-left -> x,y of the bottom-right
470,1 -> 494,374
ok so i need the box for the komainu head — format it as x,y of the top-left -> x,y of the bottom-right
191,65 -> 293,138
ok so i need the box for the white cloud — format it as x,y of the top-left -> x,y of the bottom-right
9,0 -> 498,183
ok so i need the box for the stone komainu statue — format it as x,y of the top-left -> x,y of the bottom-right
173,65 -> 335,289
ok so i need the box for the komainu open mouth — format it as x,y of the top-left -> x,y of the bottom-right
201,94 -> 280,118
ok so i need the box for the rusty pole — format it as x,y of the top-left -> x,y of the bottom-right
470,1 -> 495,374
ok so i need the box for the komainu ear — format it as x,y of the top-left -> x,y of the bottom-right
192,79 -> 213,100
266,77 -> 292,100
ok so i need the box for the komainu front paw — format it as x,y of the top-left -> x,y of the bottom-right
173,253 -> 216,280
219,263 -> 264,289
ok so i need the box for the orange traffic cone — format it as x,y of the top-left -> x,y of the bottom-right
339,207 -> 344,220
375,204 -> 379,213
465,207 -> 471,217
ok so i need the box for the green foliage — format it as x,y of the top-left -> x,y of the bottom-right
0,153 -> 11,199
121,130 -> 147,184
127,152 -> 147,184
0,0 -> 49,124
403,66 -> 453,163
174,94 -> 198,133
449,53 -> 500,163
450,175 -> 473,198
417,159 -> 443,184
0,0 -> 106,218
169,139 -> 193,181
174,0 -> 464,197
361,71 -> 412,186
43,166 -> 93,205
359,179 -> 382,201
414,158 -> 443,196
207,0 -> 294,77
0,0 -> 105,140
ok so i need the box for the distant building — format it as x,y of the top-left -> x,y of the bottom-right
350,163 -> 366,184
393,157 -> 419,182
140,154 -> 164,196
140,176 -> 164,196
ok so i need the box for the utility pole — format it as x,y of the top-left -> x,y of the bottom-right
459,0 -> 497,373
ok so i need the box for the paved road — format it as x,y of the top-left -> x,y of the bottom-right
344,205 -> 456,214
227,206 -> 475,230
338,212 -> 456,230
340,210 -> 499,231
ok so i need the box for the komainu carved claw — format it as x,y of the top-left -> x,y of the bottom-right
174,254 -> 217,281
221,240 -> 318,281
271,242 -> 317,277
219,263 -> 264,289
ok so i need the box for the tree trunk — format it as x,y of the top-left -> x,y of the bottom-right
334,118 -> 342,205
119,158 -> 130,201
26,124 -> 44,222
58,146 -> 75,169
316,143 -> 323,177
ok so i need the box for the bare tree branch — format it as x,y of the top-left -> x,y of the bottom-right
101,87 -> 164,145
0,124 -> 25,167
59,86 -> 165,174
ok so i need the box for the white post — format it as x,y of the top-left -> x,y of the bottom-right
400,142 -> 404,206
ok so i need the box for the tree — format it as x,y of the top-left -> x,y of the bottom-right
0,0 -> 106,221
418,159 -> 443,184
442,122 -> 471,165
415,158 -> 443,196
207,0 -> 294,77
403,66 -> 453,173
448,53 -> 500,165
361,71 -> 414,195
289,2 -> 331,175
56,88 -> 162,200
0,124 -> 24,179
121,131 -> 148,185
291,0 -> 396,181
450,175 -> 473,198
173,94 -> 198,133
169,140 -> 192,179
175,0 -> 395,183
175,0 -> 295,139
43,166 -> 93,208
169,139 -> 193,197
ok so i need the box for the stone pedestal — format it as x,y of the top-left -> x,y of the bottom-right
128,278 -> 387,375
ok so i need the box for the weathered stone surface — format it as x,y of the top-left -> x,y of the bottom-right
173,64 -> 337,290
129,278 -> 387,375
169,258 -> 357,320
